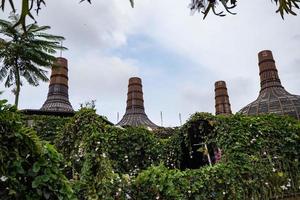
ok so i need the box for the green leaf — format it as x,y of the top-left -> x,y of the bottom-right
33,162 -> 41,173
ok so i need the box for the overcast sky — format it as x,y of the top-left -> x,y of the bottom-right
0,0 -> 299,126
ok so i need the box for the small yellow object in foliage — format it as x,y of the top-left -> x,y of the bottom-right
277,172 -> 284,177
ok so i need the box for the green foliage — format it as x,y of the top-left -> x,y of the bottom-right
22,115 -> 70,142
180,112 -> 216,156
0,14 -> 66,107
129,113 -> 300,199
55,107 -> 181,199
2,99 -> 299,199
153,127 -> 179,139
55,107 -> 118,199
104,127 -> 162,174
55,107 -> 109,175
0,99 -> 76,199
132,164 -> 189,200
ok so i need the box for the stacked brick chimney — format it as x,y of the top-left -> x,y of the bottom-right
41,57 -> 73,112
258,50 -> 284,92
239,50 -> 300,120
215,81 -> 232,115
117,77 -> 158,129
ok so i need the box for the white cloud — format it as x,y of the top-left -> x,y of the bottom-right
1,0 -> 299,126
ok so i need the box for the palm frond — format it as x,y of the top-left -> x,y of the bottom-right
4,69 -> 15,87
0,14 -> 67,103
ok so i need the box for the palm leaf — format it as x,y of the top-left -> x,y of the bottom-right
0,14 -> 67,106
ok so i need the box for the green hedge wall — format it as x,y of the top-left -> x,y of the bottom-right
22,114 -> 70,143
128,113 -> 300,200
2,99 -> 299,200
0,100 -> 76,199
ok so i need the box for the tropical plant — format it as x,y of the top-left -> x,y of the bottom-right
0,99 -> 76,199
0,14 -> 66,108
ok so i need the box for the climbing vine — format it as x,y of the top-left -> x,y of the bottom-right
1,98 -> 299,199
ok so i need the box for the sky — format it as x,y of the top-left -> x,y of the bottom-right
0,0 -> 299,127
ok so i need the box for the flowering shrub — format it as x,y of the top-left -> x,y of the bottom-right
54,107 -> 181,199
1,99 -> 299,199
128,113 -> 300,199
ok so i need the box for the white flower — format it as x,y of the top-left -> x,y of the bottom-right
250,138 -> 256,143
156,196 -> 160,200
118,188 -> 122,192
126,193 -> 131,199
125,159 -> 129,162
287,182 -> 291,187
102,153 -> 107,158
281,185 -> 288,190
188,190 -> 191,194
272,168 -> 276,172
95,147 -> 99,151
0,176 -> 8,182
265,182 -> 269,186
223,191 -> 226,195
263,152 -> 267,155
97,141 -> 100,144
124,155 -> 128,159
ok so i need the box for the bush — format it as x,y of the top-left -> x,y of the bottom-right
22,114 -> 70,143
128,113 -> 300,200
0,100 -> 76,199
55,108 -> 183,199
5,100 -> 299,199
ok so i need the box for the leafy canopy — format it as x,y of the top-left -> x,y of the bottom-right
0,99 -> 76,199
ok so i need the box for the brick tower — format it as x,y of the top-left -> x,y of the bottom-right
215,81 -> 232,115
117,77 -> 158,129
41,57 -> 73,112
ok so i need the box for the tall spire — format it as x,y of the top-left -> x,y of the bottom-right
117,77 -> 158,129
258,50 -> 283,92
239,50 -> 300,120
41,57 -> 73,112
215,81 -> 232,115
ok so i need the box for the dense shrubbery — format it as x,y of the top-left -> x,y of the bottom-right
1,99 -> 299,199
54,107 -> 181,199
130,113 -> 300,200
22,115 -> 69,142
0,100 -> 75,199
